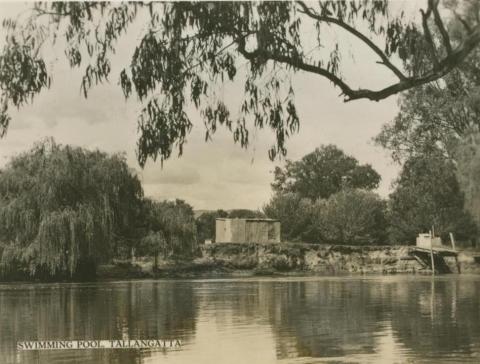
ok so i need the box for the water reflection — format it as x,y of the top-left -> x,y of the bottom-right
0,281 -> 198,364
0,276 -> 479,363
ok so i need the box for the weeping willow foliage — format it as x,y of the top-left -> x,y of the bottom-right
0,138 -> 143,277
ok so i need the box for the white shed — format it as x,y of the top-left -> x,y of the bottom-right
416,233 -> 443,249
215,218 -> 281,243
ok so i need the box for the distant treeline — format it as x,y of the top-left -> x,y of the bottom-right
0,140 -> 478,280
196,145 -> 479,247
261,145 -> 478,246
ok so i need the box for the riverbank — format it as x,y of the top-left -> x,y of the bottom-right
97,242 -> 480,280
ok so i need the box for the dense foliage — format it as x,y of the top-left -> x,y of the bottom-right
388,152 -> 477,244
374,4 -> 480,160
195,210 -> 228,244
265,145 -> 386,244
272,145 -> 380,200
0,139 -> 143,278
227,209 -> 265,219
264,189 -> 387,245
263,193 -> 316,242
313,189 -> 388,245
455,133 -> 480,227
1,1 -> 479,166
139,198 -> 197,267
375,49 -> 480,163
376,16 -> 480,243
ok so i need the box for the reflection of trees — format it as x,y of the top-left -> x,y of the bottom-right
0,281 -> 198,364
259,281 -> 388,359
264,278 -> 480,361
389,278 -> 480,357
1,278 -> 480,363
273,281 -> 383,357
263,278 -> 480,361
192,280 -> 388,359
193,278 -> 480,361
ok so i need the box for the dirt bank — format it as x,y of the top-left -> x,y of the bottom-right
97,243 -> 480,279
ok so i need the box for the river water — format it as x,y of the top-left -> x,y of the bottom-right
1,275 -> 479,363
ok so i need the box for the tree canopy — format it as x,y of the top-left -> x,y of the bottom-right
195,209 -> 228,244
375,18 -> 480,237
0,138 -> 143,278
227,209 -> 265,219
264,189 -> 388,244
454,132 -> 480,230
388,151 -> 477,244
265,144 -> 386,244
313,189 -> 388,245
263,192 -> 318,242
1,1 -> 479,166
139,198 -> 197,261
375,47 -> 480,163
272,144 -> 380,200
374,5 -> 480,162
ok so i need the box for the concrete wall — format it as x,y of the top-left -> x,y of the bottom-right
245,221 -> 280,243
216,219 -> 280,243
216,219 -> 247,243
215,219 -> 229,243
230,219 -> 247,243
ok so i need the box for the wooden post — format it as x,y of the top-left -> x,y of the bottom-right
430,231 -> 435,275
131,247 -> 136,264
449,232 -> 456,251
449,232 -> 461,274
430,278 -> 435,321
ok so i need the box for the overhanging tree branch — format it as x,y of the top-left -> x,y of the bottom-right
421,6 -> 439,66
3,1 -> 480,167
297,1 -> 407,81
236,4 -> 480,102
454,12 -> 472,34
237,36 -> 355,99
430,0 -> 452,54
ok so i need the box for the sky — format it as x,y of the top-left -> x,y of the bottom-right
0,1 -> 405,211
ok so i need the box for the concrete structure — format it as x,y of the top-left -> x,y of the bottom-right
215,218 -> 281,243
416,233 -> 443,249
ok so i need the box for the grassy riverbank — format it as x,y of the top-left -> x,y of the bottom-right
97,242 -> 480,279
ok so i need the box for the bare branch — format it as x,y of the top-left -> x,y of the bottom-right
420,7 -> 439,67
454,11 -> 472,34
297,1 -> 407,81
430,0 -> 452,54
236,36 -> 356,99
236,23 -> 480,102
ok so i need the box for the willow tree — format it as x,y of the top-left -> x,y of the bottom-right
0,139 -> 143,278
1,1 -> 479,166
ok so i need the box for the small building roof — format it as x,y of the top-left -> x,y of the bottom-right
216,217 -> 279,222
